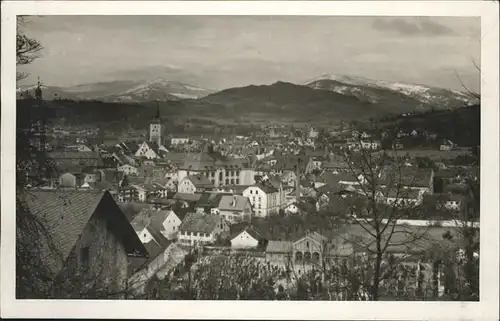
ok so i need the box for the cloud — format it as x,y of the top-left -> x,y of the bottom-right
372,17 -> 456,36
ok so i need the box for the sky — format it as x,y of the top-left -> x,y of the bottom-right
18,16 -> 481,91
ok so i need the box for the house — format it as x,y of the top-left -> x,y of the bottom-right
383,188 -> 424,207
178,175 -> 215,194
171,137 -> 190,146
131,208 -> 182,240
215,194 -> 253,224
265,241 -> 293,267
177,212 -> 230,246
284,201 -> 317,215
440,140 -> 455,151
195,192 -> 223,214
381,166 -> 434,195
435,193 -> 465,212
23,189 -> 148,298
292,231 -> 328,267
117,186 -> 139,203
242,183 -> 283,217
59,171 -> 83,188
230,225 -> 264,249
117,164 -> 139,176
177,145 -> 249,187
135,141 -> 166,159
265,231 -> 354,272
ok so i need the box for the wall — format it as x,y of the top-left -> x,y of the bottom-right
240,169 -> 256,186
163,213 -> 181,239
231,231 -> 258,249
178,178 -> 196,194
265,252 -> 291,267
136,228 -> 154,244
54,206 -> 129,298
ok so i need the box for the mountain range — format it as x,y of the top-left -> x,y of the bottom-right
17,74 -> 478,122
17,78 -> 214,102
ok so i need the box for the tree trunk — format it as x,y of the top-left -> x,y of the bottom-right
372,249 -> 382,300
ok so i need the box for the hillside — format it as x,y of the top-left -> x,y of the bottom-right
376,104 -> 480,148
305,74 -> 477,109
199,81 -> 416,121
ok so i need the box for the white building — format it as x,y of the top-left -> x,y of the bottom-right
230,226 -> 263,249
242,183 -> 284,217
178,213 -> 229,246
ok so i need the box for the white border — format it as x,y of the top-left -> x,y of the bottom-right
1,1 -> 498,320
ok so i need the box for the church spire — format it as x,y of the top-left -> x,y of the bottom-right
155,100 -> 160,120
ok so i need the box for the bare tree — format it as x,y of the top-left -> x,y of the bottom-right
338,137 -> 432,300
16,16 -> 43,82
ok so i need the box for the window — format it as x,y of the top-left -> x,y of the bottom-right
236,179 -> 239,185
230,179 -> 234,185
80,246 -> 90,272
225,179 -> 229,185
250,190 -> 253,194
144,233 -> 147,238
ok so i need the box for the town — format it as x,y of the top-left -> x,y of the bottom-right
17,81 -> 480,301
14,15 -> 481,303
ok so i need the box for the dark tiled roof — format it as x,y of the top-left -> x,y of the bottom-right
173,192 -> 203,202
131,208 -> 176,233
218,195 -> 250,212
185,175 -> 214,188
179,213 -> 223,234
251,183 -> 279,194
23,189 -> 147,274
195,192 -> 223,208
231,224 -> 264,241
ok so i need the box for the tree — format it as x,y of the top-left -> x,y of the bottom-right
339,138 -> 431,300
16,16 -> 43,82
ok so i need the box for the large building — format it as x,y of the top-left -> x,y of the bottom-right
177,145 -> 256,188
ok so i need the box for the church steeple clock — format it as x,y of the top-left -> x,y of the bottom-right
149,100 -> 163,146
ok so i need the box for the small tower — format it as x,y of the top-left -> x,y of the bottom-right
35,77 -> 43,101
149,100 -> 163,146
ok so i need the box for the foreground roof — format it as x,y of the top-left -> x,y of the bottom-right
23,188 -> 148,274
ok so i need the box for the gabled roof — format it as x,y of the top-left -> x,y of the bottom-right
195,192 -> 223,208
218,195 -> 250,212
179,213 -> 223,234
265,240 -> 292,253
248,183 -> 279,194
382,166 -> 433,188
23,189 -> 147,275
185,175 -> 214,189
173,192 -> 203,202
131,207 -> 177,233
231,224 -> 264,241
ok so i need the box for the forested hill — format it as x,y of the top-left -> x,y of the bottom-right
374,104 -> 480,147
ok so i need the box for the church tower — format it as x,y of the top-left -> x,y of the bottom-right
149,101 -> 163,146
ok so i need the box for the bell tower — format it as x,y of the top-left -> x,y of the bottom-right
149,100 -> 163,146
